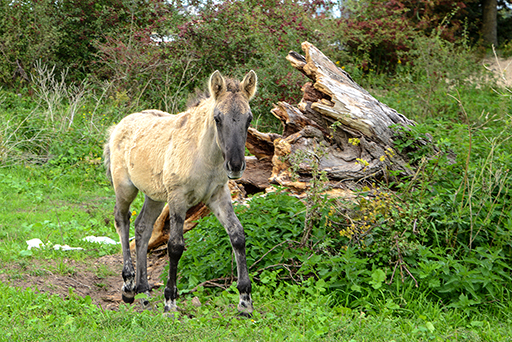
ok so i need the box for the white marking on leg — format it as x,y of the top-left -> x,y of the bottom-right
164,298 -> 178,312
122,278 -> 135,297
238,293 -> 253,314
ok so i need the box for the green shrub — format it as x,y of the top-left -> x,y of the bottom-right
0,0 -> 178,88
328,0 -> 478,74
0,0 -> 62,88
174,191 -> 310,291
156,0 -> 327,130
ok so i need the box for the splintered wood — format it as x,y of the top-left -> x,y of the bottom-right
264,41 -> 416,191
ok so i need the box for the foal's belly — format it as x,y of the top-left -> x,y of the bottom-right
130,167 -> 227,209
126,162 -> 168,202
165,171 -> 227,209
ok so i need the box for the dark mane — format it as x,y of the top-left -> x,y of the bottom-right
187,77 -> 241,109
225,78 -> 241,92
186,90 -> 210,108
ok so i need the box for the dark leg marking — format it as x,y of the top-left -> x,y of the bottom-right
208,186 -> 254,316
115,205 -> 137,303
164,212 -> 185,313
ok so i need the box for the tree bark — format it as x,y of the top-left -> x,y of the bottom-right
267,42 -> 417,191
482,0 -> 498,46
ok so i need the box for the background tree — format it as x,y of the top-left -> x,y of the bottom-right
461,0 -> 512,46
0,0 -> 61,88
332,0 -> 512,73
0,0 -> 177,87
482,0 -> 498,46
1,0 -> 511,104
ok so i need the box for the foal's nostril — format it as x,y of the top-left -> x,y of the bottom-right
227,159 -> 245,172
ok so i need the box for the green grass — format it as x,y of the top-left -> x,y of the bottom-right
0,164 -> 511,341
1,280 -> 512,341
0,165 -> 119,263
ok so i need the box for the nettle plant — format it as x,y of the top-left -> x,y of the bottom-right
286,143 -> 331,246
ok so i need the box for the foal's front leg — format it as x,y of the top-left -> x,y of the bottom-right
163,204 -> 186,313
208,184 -> 253,316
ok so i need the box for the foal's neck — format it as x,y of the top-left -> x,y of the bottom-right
188,97 -> 223,166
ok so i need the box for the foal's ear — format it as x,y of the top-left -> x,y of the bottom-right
209,70 -> 226,101
241,70 -> 257,101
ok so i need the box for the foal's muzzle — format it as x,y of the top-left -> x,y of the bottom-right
226,159 -> 246,180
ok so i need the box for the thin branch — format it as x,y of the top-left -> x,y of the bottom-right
188,277 -> 235,293
249,240 -> 300,270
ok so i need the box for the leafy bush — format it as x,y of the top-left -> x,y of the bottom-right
0,0 -> 176,88
56,0 -> 177,82
88,0 -> 331,130
175,191 -> 310,290
0,0 -> 62,88
323,96 -> 512,310
329,0 -> 477,73
160,0 -> 328,130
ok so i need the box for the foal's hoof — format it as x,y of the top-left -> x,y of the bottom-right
237,300 -> 253,318
121,282 -> 136,304
163,305 -> 181,319
238,311 -> 253,318
122,293 -> 135,304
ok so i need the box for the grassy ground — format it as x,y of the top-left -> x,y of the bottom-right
1,165 -> 512,341
1,283 -> 512,341
1,277 -> 512,341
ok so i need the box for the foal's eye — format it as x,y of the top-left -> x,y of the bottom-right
214,115 -> 221,124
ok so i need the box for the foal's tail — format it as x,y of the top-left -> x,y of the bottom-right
103,126 -> 115,185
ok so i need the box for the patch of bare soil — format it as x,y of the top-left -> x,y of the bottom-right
0,252 -> 168,311
483,55 -> 512,88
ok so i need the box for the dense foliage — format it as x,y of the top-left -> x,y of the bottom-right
2,0 -> 511,125
332,0 -> 476,72
0,0 -> 178,86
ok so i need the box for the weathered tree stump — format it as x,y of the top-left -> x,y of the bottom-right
267,42 -> 417,191
139,41 -> 421,252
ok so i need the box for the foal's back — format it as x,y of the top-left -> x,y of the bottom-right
108,109 -> 193,202
107,97 -> 224,205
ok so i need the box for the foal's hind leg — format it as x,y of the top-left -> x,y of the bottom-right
208,184 -> 253,316
113,182 -> 139,303
133,196 -> 165,305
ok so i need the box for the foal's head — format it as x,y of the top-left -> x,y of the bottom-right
209,70 -> 257,180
